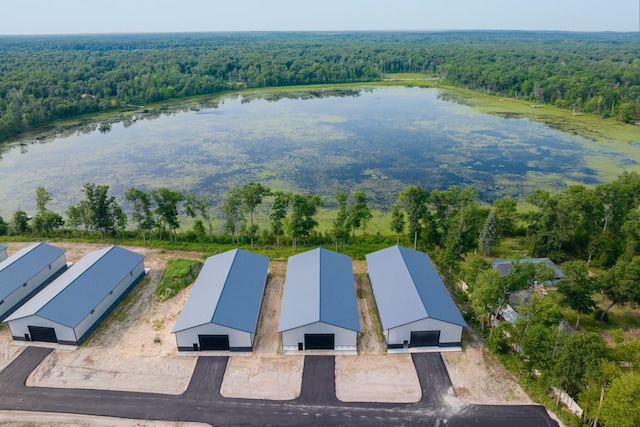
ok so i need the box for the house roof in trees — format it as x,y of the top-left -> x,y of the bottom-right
278,248 -> 360,333
366,245 -> 467,329
0,242 -> 66,301
172,249 -> 269,334
491,258 -> 566,280
7,246 -> 144,328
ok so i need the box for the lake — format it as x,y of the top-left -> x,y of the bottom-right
0,86 -> 637,218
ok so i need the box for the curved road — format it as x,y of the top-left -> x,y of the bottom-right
0,346 -> 558,426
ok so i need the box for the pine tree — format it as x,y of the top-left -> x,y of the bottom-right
479,210 -> 497,256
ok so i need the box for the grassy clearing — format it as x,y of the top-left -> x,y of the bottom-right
546,290 -> 640,335
490,237 -> 529,259
156,259 -> 202,301
383,72 -> 440,81
421,84 -> 640,145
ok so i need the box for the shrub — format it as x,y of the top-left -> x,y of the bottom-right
156,259 -> 202,301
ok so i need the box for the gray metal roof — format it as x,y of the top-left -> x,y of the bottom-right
491,258 -> 566,279
366,246 -> 466,329
7,246 -> 144,328
0,243 -> 7,251
278,248 -> 360,333
0,243 -> 66,301
172,249 -> 269,334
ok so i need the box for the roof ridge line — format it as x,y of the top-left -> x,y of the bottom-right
210,248 -> 239,324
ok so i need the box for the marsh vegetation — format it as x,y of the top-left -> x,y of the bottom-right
2,86 -> 638,221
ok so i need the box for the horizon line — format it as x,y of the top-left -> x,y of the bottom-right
1,28 -> 639,37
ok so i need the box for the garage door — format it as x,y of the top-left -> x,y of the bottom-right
304,333 -> 335,350
410,330 -> 440,348
28,326 -> 58,343
198,335 -> 230,351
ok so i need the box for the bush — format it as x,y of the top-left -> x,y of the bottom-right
156,259 -> 202,301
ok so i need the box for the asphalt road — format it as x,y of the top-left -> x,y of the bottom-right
0,346 -> 559,426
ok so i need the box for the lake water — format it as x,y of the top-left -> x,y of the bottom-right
0,86 -> 635,217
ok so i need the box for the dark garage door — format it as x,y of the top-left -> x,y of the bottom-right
28,326 -> 58,343
198,335 -> 230,351
410,330 -> 440,348
304,333 -> 335,350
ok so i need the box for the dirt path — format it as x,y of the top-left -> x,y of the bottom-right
355,273 -> 385,354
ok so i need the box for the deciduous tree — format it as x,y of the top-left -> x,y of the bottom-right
222,188 -> 244,244
10,210 -> 30,235
125,187 -> 155,244
600,372 -> 640,427
390,204 -> 405,245
238,182 -> 270,247
349,191 -> 372,241
599,256 -> 640,321
80,183 -> 120,240
332,191 -> 351,249
557,260 -> 596,328
399,185 -> 428,250
270,191 -> 290,247
150,188 -> 184,241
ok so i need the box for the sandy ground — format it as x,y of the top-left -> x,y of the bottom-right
0,411 -> 210,427
0,241 -> 556,425
335,354 -> 421,402
442,344 -> 533,404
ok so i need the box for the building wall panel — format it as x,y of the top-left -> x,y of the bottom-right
388,317 -> 462,347
8,316 -> 76,343
175,323 -> 252,351
281,322 -> 357,351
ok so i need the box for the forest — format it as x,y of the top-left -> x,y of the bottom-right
1,31 -> 639,139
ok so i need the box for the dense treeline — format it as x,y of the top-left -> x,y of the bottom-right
1,31 -> 639,139
3,172 -> 640,269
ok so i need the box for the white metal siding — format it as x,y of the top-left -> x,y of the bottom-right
175,323 -> 252,349
281,321 -> 357,351
7,316 -> 76,343
74,261 -> 145,341
0,254 -> 66,320
388,317 -> 463,346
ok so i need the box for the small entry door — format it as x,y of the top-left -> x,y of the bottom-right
28,326 -> 58,343
198,334 -> 230,351
409,330 -> 440,348
304,333 -> 335,350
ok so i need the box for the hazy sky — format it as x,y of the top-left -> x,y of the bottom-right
1,0 -> 638,34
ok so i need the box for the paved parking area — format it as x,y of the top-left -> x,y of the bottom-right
0,346 -> 558,426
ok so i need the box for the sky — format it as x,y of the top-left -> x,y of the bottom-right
1,0 -> 638,35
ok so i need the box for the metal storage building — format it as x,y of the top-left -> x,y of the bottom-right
278,248 -> 360,352
5,245 -> 144,345
366,246 -> 466,350
0,243 -> 7,262
172,249 -> 269,352
0,242 -> 67,322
